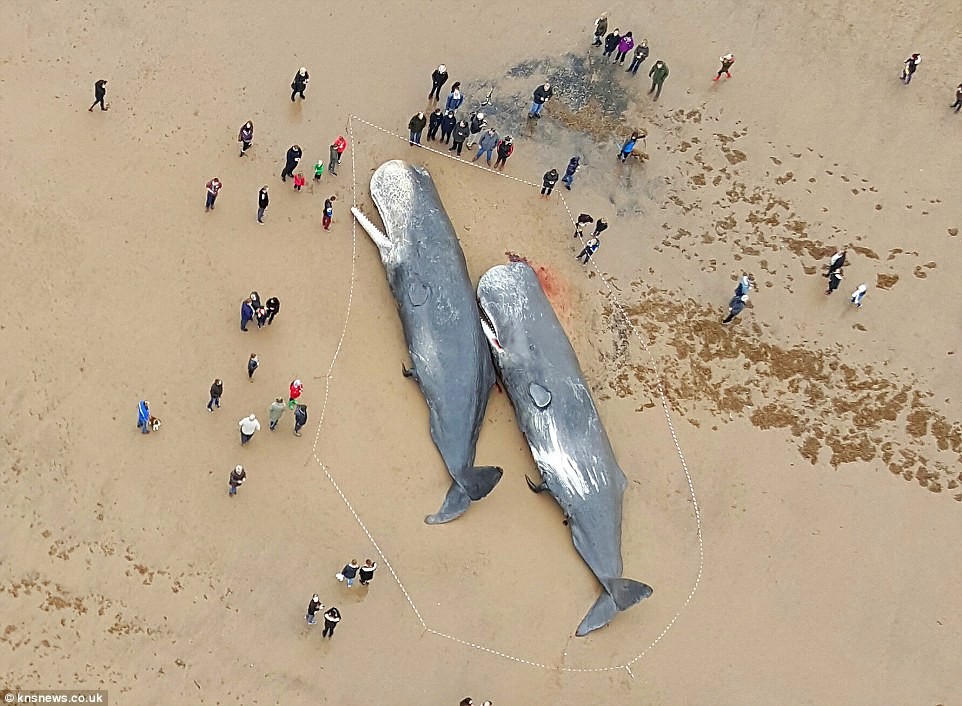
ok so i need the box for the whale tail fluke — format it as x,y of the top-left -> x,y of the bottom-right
575,578 -> 653,637
424,467 -> 503,525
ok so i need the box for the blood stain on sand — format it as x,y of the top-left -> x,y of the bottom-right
505,251 -> 571,318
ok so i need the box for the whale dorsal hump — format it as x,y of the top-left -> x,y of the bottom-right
529,382 -> 551,409
408,280 -> 430,307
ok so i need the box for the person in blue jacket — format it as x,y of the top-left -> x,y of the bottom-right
137,400 -> 151,434
445,82 -> 464,111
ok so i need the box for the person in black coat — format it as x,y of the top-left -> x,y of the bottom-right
408,112 -> 427,146
541,169 -> 559,198
603,29 -> 621,59
428,64 -> 449,101
293,404 -> 308,437
207,379 -> 223,412
449,120 -> 470,157
281,145 -> 302,181
321,607 -> 340,638
265,297 -> 280,325
439,110 -> 457,144
257,186 -> 269,224
291,67 -> 309,101
427,108 -> 443,141
88,79 -> 108,111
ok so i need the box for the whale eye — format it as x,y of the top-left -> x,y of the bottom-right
408,281 -> 430,306
529,383 -> 551,409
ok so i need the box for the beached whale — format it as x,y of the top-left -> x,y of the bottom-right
477,261 -> 652,636
352,160 -> 502,524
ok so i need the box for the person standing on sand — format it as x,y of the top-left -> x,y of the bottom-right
951,83 -> 962,112
722,294 -> 748,324
306,594 -> 322,625
205,178 -> 222,212
238,121 -> 254,156
576,236 -> 600,264
541,168 -> 559,198
471,128 -> 500,166
313,158 -> 324,181
292,172 -> 306,192
339,560 -> 360,588
291,67 -> 310,101
281,144 -> 302,182
450,119 -> 470,157
445,82 -> 465,112
207,379 -> 223,412
328,136 -> 345,176
427,108 -> 443,141
603,29 -> 621,60
293,403 -> 308,437
626,40 -> 649,75
648,60 -> 669,100
714,54 -> 735,81
240,297 -> 255,331
440,110 -> 457,144
255,306 -> 269,328
825,250 -> 846,276
493,136 -> 514,171
528,82 -> 553,119
88,79 -> 108,111
229,465 -> 246,497
269,397 -> 286,430
619,132 -> 641,162
592,13 -> 608,47
901,53 -> 921,84
428,64 -> 449,102
592,218 -> 609,238
321,607 -> 340,638
574,213 -> 594,238
265,296 -> 280,325
460,699 -> 474,706
408,112 -> 427,146
826,269 -> 843,295
359,559 -> 377,586
137,400 -> 151,434
323,196 -> 336,231
247,353 -> 259,381
239,414 -> 261,445
257,186 -> 269,224
250,290 -> 262,311
616,32 -> 635,65
466,112 -> 486,147
851,284 -> 868,308
289,379 -> 304,408
561,156 -> 580,190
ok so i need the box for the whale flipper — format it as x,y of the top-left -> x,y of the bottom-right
575,578 -> 653,637
424,466 -> 503,525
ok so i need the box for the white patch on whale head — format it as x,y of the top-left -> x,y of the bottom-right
370,160 -> 420,247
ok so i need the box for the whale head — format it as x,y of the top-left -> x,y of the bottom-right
352,160 -> 429,261
477,262 -> 539,364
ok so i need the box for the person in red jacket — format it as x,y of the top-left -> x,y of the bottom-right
288,378 -> 303,409
493,136 -> 514,171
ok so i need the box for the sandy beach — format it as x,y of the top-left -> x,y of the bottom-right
2,0 -> 960,704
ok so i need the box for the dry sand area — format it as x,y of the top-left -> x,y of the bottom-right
2,0 -> 961,704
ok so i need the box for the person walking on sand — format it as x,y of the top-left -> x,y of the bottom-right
450,119 -> 470,157
408,112 -> 427,146
250,290 -> 262,311
306,594 -> 322,625
592,218 -> 609,238
239,414 -> 261,445
329,135 -> 346,176
323,195 -> 336,231
247,353 -> 259,381
592,13 -> 608,47
440,110 -> 457,144
445,82 -> 465,112
289,379 -> 304,408
528,82 -> 554,119
826,269 -> 843,295
265,296 -> 280,325
269,397 -> 286,430
493,135 -> 514,171
466,112 -> 486,148
238,120 -> 254,156
714,53 -> 735,81
292,172 -> 305,192
229,465 -> 246,497
255,306 -> 269,328
291,67 -> 310,101
281,144 -> 302,182
615,32 -> 635,65
626,40 -> 649,75
428,64 -> 449,102
205,178 -> 222,211
825,249 -> 846,276
427,108 -> 443,141
471,128 -> 500,166
359,559 -> 377,586
207,379 -> 223,412
951,83 -> 962,112
619,131 -> 641,162
722,294 -> 748,324
313,158 -> 324,181
561,156 -> 580,190
321,607 -> 340,638
339,560 -> 360,588
240,297 -> 255,331
576,236 -> 600,264
574,213 -> 594,238
88,79 -> 108,111
257,186 -> 269,224
541,168 -> 559,198
901,53 -> 921,84
850,283 -> 868,308
137,400 -> 151,434
603,29 -> 621,60
293,403 -> 308,436
648,60 -> 669,100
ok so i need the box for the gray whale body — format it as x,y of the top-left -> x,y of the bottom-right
352,160 -> 502,524
477,261 -> 652,636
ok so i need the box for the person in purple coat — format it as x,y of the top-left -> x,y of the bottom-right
615,32 -> 635,65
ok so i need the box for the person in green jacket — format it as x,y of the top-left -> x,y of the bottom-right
268,397 -> 286,431
648,60 -> 669,100
408,112 -> 427,146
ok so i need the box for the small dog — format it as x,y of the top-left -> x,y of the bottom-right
149,416 -> 162,432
